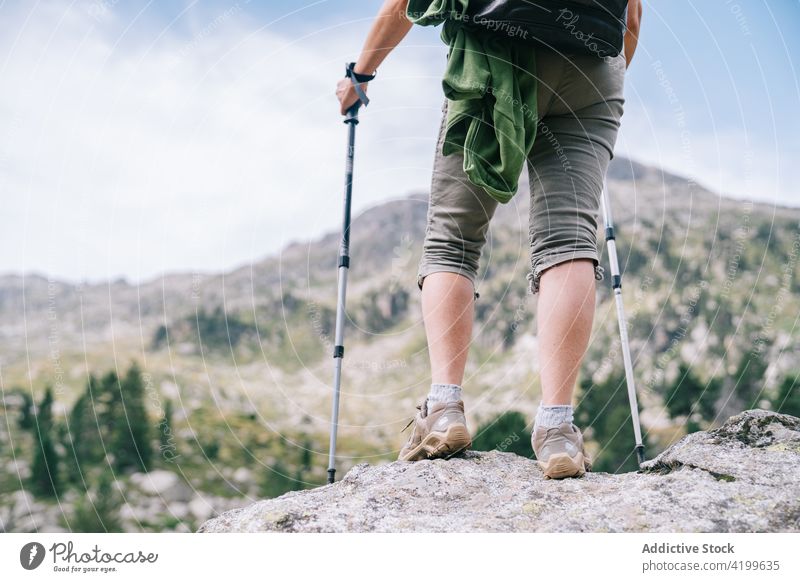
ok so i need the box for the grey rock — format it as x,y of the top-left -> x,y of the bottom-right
119,503 -> 138,522
188,496 -> 215,522
10,490 -> 35,518
130,470 -> 194,503
14,515 -> 39,533
199,411 -> 800,533
169,502 -> 189,520
0,491 -> 40,533
232,467 -> 252,484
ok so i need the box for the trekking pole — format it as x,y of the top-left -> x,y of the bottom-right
601,181 -> 646,467
327,63 -> 374,484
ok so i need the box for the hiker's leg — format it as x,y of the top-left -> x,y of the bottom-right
527,51 -> 626,407
420,272 -> 474,385
417,99 -> 498,386
536,259 -> 597,404
400,101 -> 496,461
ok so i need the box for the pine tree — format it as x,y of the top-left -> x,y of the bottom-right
699,376 -> 722,423
30,386 -> 61,497
733,351 -> 768,409
112,363 -> 152,473
159,399 -> 172,448
64,376 -> 104,485
97,370 -> 123,439
301,440 -> 313,472
576,374 -> 648,474
472,411 -> 532,457
68,470 -> 122,532
665,364 -> 695,418
64,390 -> 89,485
259,459 -> 297,499
17,390 -> 34,430
159,398 -> 177,459
665,364 -> 717,432
772,374 -> 800,417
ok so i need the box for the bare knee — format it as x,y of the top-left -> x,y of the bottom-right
538,259 -> 597,293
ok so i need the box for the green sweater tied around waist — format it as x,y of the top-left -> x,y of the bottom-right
407,0 -> 538,203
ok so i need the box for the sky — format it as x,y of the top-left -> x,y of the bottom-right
0,0 -> 798,283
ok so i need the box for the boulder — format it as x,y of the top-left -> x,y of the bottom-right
131,470 -> 193,503
199,410 -> 800,533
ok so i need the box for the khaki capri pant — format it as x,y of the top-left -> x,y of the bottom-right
417,49 -> 626,299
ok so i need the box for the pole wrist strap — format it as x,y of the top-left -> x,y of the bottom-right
346,62 -> 376,107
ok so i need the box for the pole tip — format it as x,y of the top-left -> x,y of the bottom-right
635,445 -> 646,467
327,468 -> 336,484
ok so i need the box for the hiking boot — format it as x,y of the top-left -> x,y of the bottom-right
532,422 -> 592,479
398,399 -> 472,462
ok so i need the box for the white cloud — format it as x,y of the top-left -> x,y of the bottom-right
0,0 -> 447,282
0,1 -> 793,283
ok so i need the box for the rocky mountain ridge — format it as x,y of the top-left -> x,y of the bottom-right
198,410 -> 800,533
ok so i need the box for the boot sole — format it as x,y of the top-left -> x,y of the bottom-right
399,424 -> 472,462
539,452 -> 587,479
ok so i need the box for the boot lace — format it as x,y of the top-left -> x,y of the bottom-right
400,401 -> 427,433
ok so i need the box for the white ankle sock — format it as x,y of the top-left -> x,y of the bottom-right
535,404 -> 574,429
427,383 -> 462,405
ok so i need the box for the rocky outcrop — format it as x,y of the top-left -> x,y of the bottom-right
198,410 -> 800,533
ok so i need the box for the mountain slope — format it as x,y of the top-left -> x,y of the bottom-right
1,156 -> 798,484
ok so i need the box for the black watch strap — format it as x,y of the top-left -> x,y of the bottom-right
346,62 -> 376,107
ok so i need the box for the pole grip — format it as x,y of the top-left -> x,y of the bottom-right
344,102 -> 361,124
344,62 -> 372,124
